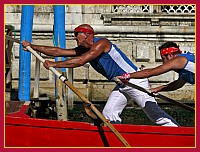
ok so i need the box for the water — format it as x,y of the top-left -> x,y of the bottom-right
26,99 -> 195,127
68,103 -> 195,127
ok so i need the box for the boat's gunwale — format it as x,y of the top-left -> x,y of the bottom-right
5,115 -> 195,136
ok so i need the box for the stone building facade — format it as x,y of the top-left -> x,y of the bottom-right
5,5 -> 195,103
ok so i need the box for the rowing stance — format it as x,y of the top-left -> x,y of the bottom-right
22,24 -> 179,126
116,42 -> 195,93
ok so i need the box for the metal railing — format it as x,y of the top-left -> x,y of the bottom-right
112,5 -> 195,14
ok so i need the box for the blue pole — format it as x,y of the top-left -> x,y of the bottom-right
53,5 -> 66,72
53,5 -> 66,97
18,5 -> 34,101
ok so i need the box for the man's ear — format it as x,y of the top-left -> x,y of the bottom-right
168,53 -> 176,60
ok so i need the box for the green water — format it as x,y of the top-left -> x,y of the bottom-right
68,103 -> 195,127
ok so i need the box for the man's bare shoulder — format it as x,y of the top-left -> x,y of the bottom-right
93,38 -> 111,52
94,38 -> 109,43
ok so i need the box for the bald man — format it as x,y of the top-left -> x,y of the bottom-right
22,24 -> 179,126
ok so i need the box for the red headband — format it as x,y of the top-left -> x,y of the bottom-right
160,47 -> 182,55
74,27 -> 96,35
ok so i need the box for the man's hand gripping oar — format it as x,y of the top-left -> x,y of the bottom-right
5,35 -> 131,147
114,77 -> 195,113
24,44 -> 131,147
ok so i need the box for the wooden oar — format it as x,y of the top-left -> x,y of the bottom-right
25,46 -> 131,147
114,78 -> 195,112
6,35 -> 194,112
5,35 -> 131,146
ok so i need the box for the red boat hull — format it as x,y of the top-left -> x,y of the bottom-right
5,105 -> 195,147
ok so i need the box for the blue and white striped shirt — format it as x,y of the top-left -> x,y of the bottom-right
178,52 -> 195,84
89,37 -> 138,81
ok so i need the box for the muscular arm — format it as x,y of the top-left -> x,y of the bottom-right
151,78 -> 186,93
129,56 -> 188,79
22,40 -> 76,57
31,45 -> 76,57
44,39 -> 110,68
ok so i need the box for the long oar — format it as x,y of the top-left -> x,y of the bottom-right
26,46 -> 130,147
6,35 -> 131,147
114,78 -> 195,112
6,35 -> 195,114
26,46 -> 131,147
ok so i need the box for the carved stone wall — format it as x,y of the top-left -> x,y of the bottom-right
5,5 -> 195,102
